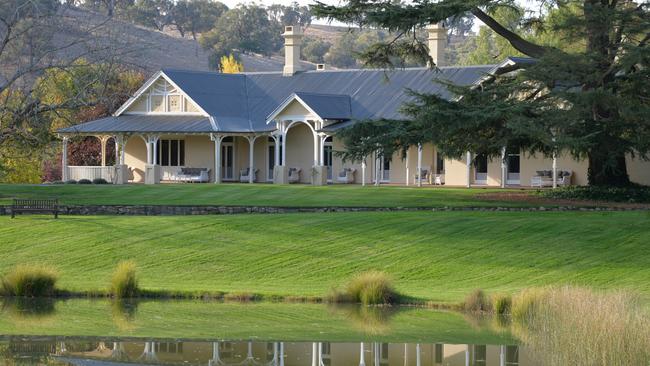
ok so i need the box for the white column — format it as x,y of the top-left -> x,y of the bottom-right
361,159 -> 366,187
499,345 -> 505,366
61,136 -> 69,181
144,138 -> 152,165
119,135 -> 126,165
416,343 -> 421,366
466,151 -> 472,188
114,137 -> 119,164
319,135 -> 326,166
552,151 -> 558,189
280,342 -> 285,366
359,342 -> 366,366
274,135 -> 280,166
465,345 -> 470,366
312,342 -> 318,366
212,134 -> 222,184
417,144 -> 423,187
99,136 -> 109,167
313,132 -> 319,166
248,135 -> 258,183
375,153 -> 381,186
281,133 -> 287,166
405,149 -> 410,186
501,146 -> 507,188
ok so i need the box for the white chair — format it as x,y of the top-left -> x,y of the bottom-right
434,174 -> 445,185
414,167 -> 431,184
239,168 -> 258,183
336,168 -> 356,184
531,170 -> 572,187
177,168 -> 210,183
288,168 -> 302,183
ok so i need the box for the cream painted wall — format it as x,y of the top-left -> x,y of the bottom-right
285,123 -> 316,183
444,157 -> 469,186
331,136 -> 369,184
184,135 -> 215,181
626,155 -> 650,185
124,136 -> 146,183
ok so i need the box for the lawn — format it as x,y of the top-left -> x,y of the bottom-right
0,183 -> 536,207
0,211 -> 648,303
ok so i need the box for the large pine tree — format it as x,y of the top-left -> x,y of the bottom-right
313,0 -> 649,186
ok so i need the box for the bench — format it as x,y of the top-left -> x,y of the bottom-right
11,199 -> 59,218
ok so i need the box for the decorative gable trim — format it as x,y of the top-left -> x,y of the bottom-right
265,93 -> 322,124
114,71 -> 210,117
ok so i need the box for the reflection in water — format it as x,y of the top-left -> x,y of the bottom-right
0,339 -> 528,366
328,305 -> 397,335
111,299 -> 139,331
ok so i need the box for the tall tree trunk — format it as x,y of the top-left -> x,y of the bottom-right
588,150 -> 630,186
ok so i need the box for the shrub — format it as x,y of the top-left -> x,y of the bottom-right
92,178 -> 108,184
110,261 -> 139,298
52,180 -> 65,184
78,178 -> 92,184
463,289 -> 492,313
342,271 -> 397,305
492,293 -> 512,315
65,179 -> 77,184
540,185 -> 650,203
511,288 -> 549,323
0,264 -> 58,297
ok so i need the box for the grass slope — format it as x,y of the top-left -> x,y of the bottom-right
1,211 -> 648,302
0,300 -> 514,343
0,184 -> 531,207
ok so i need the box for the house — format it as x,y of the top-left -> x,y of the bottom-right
58,25 -> 650,187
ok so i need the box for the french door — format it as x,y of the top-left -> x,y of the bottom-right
381,156 -> 390,182
507,152 -> 521,185
323,139 -> 333,181
267,141 -> 275,181
221,143 -> 234,180
474,154 -> 488,185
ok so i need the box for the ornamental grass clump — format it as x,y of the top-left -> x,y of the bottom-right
344,271 -> 397,305
110,261 -> 139,298
0,264 -> 58,297
462,289 -> 492,313
511,287 -> 549,323
492,293 -> 512,316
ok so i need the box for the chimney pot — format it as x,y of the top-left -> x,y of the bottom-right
282,25 -> 303,76
426,23 -> 446,67
316,64 -> 326,71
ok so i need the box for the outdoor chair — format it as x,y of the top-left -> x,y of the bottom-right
239,168 -> 259,183
288,168 -> 302,183
177,168 -> 210,183
336,168 -> 356,184
531,170 -> 572,187
414,167 -> 431,184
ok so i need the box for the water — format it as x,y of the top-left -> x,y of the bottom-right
0,298 -> 533,365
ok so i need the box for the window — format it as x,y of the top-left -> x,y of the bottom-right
150,95 -> 164,112
157,139 -> 185,166
168,95 -> 181,112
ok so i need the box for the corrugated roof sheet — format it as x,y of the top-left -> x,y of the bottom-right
61,62 -> 525,134
58,115 -> 214,134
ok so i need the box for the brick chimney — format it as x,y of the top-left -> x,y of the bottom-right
426,23 -> 446,67
282,25 -> 303,76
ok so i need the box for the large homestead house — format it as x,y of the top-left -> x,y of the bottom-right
58,25 -> 650,187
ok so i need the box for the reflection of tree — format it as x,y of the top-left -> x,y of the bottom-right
111,342 -> 128,361
110,299 -> 139,331
1,298 -> 56,325
138,341 -> 157,362
328,305 -> 397,335
209,342 -> 284,366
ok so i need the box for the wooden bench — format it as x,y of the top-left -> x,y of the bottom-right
11,199 -> 59,218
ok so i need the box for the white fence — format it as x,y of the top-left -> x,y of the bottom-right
67,166 -> 115,183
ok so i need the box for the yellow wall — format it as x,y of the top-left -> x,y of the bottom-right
627,154 -> 650,185
520,151 -> 589,186
124,136 -> 146,183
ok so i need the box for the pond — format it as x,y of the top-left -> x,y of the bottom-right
2,296 -> 633,366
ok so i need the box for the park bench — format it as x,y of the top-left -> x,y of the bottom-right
11,199 -> 59,219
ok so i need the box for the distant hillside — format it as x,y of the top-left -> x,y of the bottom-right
54,7 -> 332,76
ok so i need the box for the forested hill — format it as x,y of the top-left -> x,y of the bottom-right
55,6 -> 329,73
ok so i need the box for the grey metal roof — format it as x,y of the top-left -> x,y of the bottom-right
58,115 -> 214,134
61,61 -> 533,135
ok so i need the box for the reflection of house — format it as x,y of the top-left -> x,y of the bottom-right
41,340 -> 541,366
58,24 -> 650,187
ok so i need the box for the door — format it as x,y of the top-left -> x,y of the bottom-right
323,137 -> 333,181
221,143 -> 234,180
381,156 -> 390,182
474,154 -> 488,185
267,138 -> 275,182
507,151 -> 521,185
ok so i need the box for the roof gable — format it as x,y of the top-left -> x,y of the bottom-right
266,92 -> 352,123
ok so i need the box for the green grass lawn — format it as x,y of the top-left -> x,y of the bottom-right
1,211 -> 648,303
0,183 -> 535,207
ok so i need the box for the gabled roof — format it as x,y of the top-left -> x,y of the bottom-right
266,92 -> 352,122
60,59 -> 537,135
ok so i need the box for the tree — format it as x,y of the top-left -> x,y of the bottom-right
268,2 -> 312,28
219,54 -> 243,73
200,4 -> 282,69
302,36 -> 331,64
170,0 -> 228,40
313,0 -> 650,186
127,0 -> 173,31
